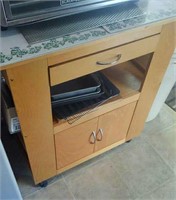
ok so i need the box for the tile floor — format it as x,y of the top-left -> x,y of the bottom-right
2,104 -> 176,200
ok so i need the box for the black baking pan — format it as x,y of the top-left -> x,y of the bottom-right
51,74 -> 101,101
51,87 -> 104,106
53,72 -> 120,120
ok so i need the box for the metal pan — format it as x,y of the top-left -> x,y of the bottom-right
53,72 -> 120,121
52,87 -> 103,106
51,74 -> 101,101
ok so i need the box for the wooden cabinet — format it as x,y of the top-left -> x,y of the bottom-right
55,101 -> 137,170
4,22 -> 176,184
55,118 -> 98,169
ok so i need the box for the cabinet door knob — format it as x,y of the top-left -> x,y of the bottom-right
89,131 -> 96,144
96,54 -> 121,66
97,128 -> 104,141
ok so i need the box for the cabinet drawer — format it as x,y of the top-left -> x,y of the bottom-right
49,35 -> 159,86
55,118 -> 98,169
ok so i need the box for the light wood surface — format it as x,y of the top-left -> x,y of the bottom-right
53,61 -> 144,133
95,102 -> 137,151
55,118 -> 98,169
126,22 -> 176,141
54,94 -> 139,134
6,60 -> 56,184
102,61 -> 144,96
49,35 -> 159,86
56,139 -> 125,175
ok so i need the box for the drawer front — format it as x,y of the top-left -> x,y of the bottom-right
55,118 -> 98,169
49,35 -> 159,86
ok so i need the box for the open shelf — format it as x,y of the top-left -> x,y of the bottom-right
102,60 -> 144,97
53,60 -> 145,133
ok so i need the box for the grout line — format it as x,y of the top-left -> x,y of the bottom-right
143,123 -> 176,139
62,175 -> 77,200
22,174 -> 64,198
144,117 -> 176,138
106,154 -> 137,200
61,154 -> 106,179
135,175 -> 176,200
23,187 -> 43,199
106,137 -> 176,200
143,134 -> 176,175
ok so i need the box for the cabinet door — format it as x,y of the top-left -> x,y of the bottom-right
55,118 -> 98,169
95,102 -> 137,151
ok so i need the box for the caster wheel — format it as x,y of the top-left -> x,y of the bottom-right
1,26 -> 8,31
38,180 -> 48,188
126,139 -> 132,143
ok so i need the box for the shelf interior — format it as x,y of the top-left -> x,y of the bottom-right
53,60 -> 145,132
102,60 -> 144,97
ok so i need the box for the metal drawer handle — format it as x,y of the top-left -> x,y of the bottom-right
89,131 -> 96,144
97,128 -> 104,141
96,54 -> 121,66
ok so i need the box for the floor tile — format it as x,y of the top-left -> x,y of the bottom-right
24,190 -> 46,200
143,104 -> 176,136
2,103 -> 176,200
25,179 -> 74,200
166,83 -> 176,111
64,157 -> 131,200
135,194 -> 154,200
108,139 -> 174,199
62,153 -> 106,179
106,136 -> 143,157
17,174 -> 39,197
144,124 -> 176,174
150,177 -> 176,200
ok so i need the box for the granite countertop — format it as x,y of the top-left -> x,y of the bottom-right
0,0 -> 176,67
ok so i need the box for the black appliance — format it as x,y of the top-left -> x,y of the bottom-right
1,0 -> 138,28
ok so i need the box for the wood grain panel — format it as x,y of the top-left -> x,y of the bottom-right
54,94 -> 139,134
54,61 -> 144,133
56,139 -> 125,175
95,102 -> 137,151
55,118 -> 98,169
6,60 -> 56,184
49,35 -> 159,86
126,22 -> 176,141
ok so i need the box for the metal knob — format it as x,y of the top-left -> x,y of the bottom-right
89,131 -> 96,144
96,128 -> 104,141
96,54 -> 121,66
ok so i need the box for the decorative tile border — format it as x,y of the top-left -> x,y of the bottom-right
103,15 -> 146,33
0,29 -> 108,65
103,7 -> 176,33
0,0 -> 176,66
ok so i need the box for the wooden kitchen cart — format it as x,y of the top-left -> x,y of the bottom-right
1,20 -> 176,185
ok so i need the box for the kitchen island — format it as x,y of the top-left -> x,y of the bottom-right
0,0 -> 176,185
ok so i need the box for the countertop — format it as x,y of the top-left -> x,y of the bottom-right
0,0 -> 176,67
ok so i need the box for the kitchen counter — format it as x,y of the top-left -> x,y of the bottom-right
0,0 -> 176,67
